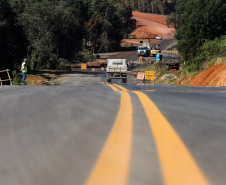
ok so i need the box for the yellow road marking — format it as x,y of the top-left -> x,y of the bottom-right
106,82 -> 119,91
142,90 -> 156,92
85,91 -> 133,185
113,84 -> 129,91
141,90 -> 226,93
102,82 -> 105,84
134,91 -> 210,185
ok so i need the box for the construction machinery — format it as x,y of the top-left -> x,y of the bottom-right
138,42 -> 161,57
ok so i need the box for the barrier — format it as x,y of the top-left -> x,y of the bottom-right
156,54 -> 163,62
137,72 -> 145,80
81,64 -> 87,70
0,69 -> 12,85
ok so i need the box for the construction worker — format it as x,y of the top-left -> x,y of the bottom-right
156,43 -> 160,50
139,56 -> 143,62
130,59 -> 134,67
20,58 -> 27,85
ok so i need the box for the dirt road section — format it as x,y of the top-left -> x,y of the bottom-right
131,11 -> 175,39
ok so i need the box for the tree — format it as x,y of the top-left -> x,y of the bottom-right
84,0 -> 135,53
166,0 -> 190,29
4,0 -> 136,70
0,0 -> 26,69
123,0 -> 175,14
18,0 -> 83,71
175,0 -> 226,63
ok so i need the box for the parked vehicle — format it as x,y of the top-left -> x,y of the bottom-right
150,49 -> 161,56
138,42 -> 161,57
138,46 -> 150,57
106,59 -> 128,83
156,35 -> 162,40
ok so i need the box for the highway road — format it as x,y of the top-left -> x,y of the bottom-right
0,71 -> 226,185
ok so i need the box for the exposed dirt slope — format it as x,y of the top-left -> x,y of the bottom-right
131,11 -> 175,39
190,63 -> 226,86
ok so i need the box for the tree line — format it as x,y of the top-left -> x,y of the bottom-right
0,0 -> 135,71
122,0 -> 171,15
1,0 -> 225,73
174,0 -> 226,70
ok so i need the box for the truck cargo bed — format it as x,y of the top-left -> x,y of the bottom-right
106,67 -> 128,73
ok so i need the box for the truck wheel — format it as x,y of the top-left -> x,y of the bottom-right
107,78 -> 111,82
122,79 -> 127,83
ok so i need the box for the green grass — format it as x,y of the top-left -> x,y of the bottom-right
134,62 -> 157,73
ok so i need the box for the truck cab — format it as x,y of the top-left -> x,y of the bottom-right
138,46 -> 150,57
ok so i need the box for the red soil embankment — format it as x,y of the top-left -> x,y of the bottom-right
190,63 -> 226,86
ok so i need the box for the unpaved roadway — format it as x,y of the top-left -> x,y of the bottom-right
132,11 -> 175,39
1,73 -> 226,185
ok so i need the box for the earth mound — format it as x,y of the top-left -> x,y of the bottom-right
190,63 -> 226,86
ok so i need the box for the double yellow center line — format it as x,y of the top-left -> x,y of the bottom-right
86,90 -> 132,185
85,84 -> 210,185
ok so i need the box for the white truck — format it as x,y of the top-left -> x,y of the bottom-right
106,59 -> 128,83
138,46 -> 150,57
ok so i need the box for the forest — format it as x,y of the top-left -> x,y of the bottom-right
0,0 -> 225,73
1,0 -> 136,71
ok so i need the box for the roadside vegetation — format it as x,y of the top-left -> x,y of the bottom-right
125,0 -> 181,15
1,0 -> 136,84
175,0 -> 226,84
161,0 -> 226,84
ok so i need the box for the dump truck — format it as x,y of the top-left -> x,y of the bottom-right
106,59 -> 128,83
164,56 -> 180,70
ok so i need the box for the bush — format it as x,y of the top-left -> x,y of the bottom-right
184,62 -> 201,72
194,35 -> 226,67
175,0 -> 226,62
12,71 -> 22,85
75,49 -> 94,63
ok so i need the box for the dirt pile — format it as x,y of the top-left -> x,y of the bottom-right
189,63 -> 226,86
86,60 -> 106,67
26,75 -> 48,85
74,60 -> 106,68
